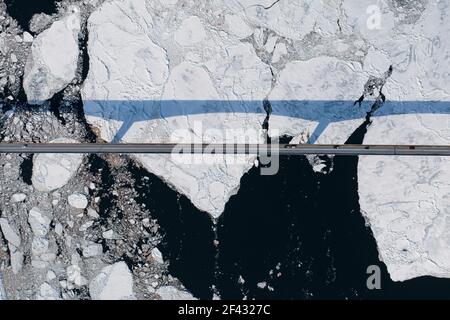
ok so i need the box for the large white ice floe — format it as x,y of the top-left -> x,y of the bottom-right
359,113 -> 450,281
23,7 -> 81,104
32,138 -> 84,192
89,262 -> 135,300
268,57 -> 368,144
234,0 -> 340,40
354,1 -> 450,281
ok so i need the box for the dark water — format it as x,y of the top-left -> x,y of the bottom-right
87,155 -> 117,224
4,0 -> 61,31
19,154 -> 33,185
80,29 -> 90,82
216,119 -> 376,299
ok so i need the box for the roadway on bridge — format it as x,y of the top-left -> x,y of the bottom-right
1,143 -> 450,156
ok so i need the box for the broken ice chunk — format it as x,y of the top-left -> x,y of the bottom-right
23,8 -> 80,104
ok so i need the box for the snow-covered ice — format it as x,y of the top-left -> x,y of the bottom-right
28,205 -> 55,270
22,32 -> 34,43
67,265 -> 88,286
0,218 -> 21,247
28,207 -> 52,238
68,192 -> 88,209
32,138 -> 84,192
89,262 -> 135,300
269,56 -> 369,144
156,285 -> 196,300
36,283 -> 60,300
102,230 -> 114,239
359,113 -> 450,281
151,248 -> 164,264
0,218 -> 24,274
82,243 -> 103,258
23,7 -> 80,104
11,193 -> 27,203
356,0 -> 450,281
9,249 -> 24,275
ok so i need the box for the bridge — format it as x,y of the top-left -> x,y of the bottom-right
1,143 -> 450,156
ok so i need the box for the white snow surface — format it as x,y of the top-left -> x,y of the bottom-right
23,7 -> 81,104
359,115 -> 450,281
89,262 -> 135,300
36,283 -> 60,300
156,285 -> 196,300
0,218 -> 21,247
68,193 -> 88,209
28,207 -> 52,238
82,0 -> 450,281
32,138 -> 84,192
0,218 -> 24,274
354,0 -> 450,281
269,57 -> 368,143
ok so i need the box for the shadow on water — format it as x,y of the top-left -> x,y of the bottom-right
4,0 -> 61,32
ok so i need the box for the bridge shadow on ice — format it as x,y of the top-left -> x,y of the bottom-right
82,99 -> 450,143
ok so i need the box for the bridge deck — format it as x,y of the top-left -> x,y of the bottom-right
1,143 -> 450,156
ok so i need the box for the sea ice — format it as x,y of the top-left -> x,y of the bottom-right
89,262 -> 135,300
32,138 -> 84,192
23,7 -> 80,104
